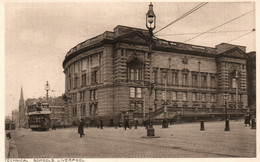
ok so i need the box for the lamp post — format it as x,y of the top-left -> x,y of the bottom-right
235,70 -> 239,110
223,92 -> 230,131
163,72 -> 168,128
146,2 -> 156,137
45,81 -> 50,103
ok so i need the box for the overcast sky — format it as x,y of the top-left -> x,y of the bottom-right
4,2 -> 255,116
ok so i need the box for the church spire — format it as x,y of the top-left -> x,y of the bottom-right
20,86 -> 24,101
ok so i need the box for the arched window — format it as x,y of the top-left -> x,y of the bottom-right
127,58 -> 143,81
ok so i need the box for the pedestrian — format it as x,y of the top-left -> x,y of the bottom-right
135,120 -> 138,129
52,123 -> 56,130
78,119 -> 85,138
100,120 -> 104,129
124,119 -> 129,130
244,114 -> 251,126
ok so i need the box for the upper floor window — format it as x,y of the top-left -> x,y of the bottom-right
81,104 -> 86,116
90,90 -> 97,100
127,59 -> 143,81
201,93 -> 206,102
231,94 -> 236,102
232,78 -> 237,89
183,92 -> 187,101
91,70 -> 97,84
192,74 -> 198,86
161,71 -> 168,84
72,106 -> 77,117
193,92 -> 198,101
162,91 -> 166,101
211,94 -> 216,102
154,69 -> 158,83
79,91 -> 85,102
172,73 -> 178,85
182,74 -> 188,86
201,75 -> 207,87
74,76 -> 78,89
172,91 -> 177,100
210,76 -> 216,88
130,87 -> 142,98
81,74 -> 86,86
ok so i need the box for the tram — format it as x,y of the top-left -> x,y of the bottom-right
28,102 -> 51,131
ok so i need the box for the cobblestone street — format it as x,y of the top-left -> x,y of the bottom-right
8,120 -> 256,158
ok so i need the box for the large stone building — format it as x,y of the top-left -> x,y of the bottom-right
62,25 -> 252,126
246,51 -> 256,116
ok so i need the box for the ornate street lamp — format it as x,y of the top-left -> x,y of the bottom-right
235,70 -> 239,110
146,2 -> 156,37
146,2 -> 156,137
223,92 -> 230,131
45,81 -> 50,103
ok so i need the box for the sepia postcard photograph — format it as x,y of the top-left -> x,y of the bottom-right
1,0 -> 258,161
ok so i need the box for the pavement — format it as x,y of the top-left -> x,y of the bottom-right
6,120 -> 256,158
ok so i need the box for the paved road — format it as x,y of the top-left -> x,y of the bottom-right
9,120 -> 256,158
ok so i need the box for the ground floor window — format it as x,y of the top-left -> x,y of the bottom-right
72,106 -> 77,117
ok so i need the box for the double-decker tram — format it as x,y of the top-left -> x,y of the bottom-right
28,102 -> 51,131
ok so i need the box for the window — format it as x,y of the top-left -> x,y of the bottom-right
81,58 -> 87,71
81,105 -> 86,116
128,68 -> 142,81
91,70 -> 97,84
71,93 -> 77,103
130,87 -> 142,98
172,91 -> 177,100
68,76 -> 72,91
211,94 -> 216,102
238,94 -> 242,102
161,71 -> 167,84
231,94 -> 236,102
192,74 -> 198,86
210,76 -> 215,87
183,74 -> 188,86
136,69 -> 139,80
162,91 -> 166,101
74,62 -> 78,74
183,92 -> 187,101
155,90 -> 158,100
89,105 -> 92,115
81,74 -> 86,86
74,76 -> 78,89
94,104 -> 98,115
80,91 -> 85,101
201,75 -> 207,87
90,90 -> 97,100
130,69 -> 135,80
172,73 -> 178,85
136,88 -> 142,98
193,93 -> 197,101
130,87 -> 135,98
128,60 -> 142,81
202,93 -> 206,102
73,106 -> 77,117
232,78 -> 237,89
154,69 -> 158,83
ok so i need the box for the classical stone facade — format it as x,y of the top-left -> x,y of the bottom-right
63,25 -> 251,126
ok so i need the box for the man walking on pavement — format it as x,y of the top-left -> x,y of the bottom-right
78,119 -> 85,138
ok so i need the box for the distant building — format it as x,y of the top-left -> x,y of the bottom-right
12,109 -> 19,128
62,25 -> 253,125
48,96 -> 68,127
